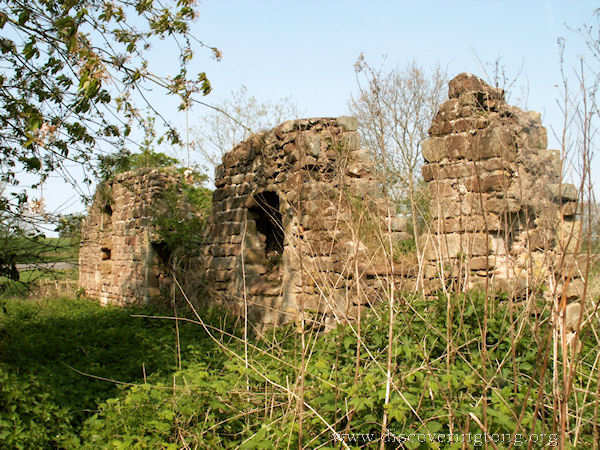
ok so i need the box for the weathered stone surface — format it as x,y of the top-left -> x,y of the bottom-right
561,201 -> 578,217
528,229 -> 555,251
300,132 -> 321,157
421,164 -> 438,181
548,183 -> 578,202
278,120 -> 296,134
420,73 -> 582,298
230,174 -> 245,184
565,302 -> 583,332
79,168 -> 195,306
562,280 -> 585,302
448,73 -> 504,100
422,137 -> 446,162
465,172 -> 509,193
446,134 -> 470,159
346,162 -> 371,178
342,131 -> 360,150
470,256 -> 496,270
469,127 -> 516,161
523,125 -> 547,149
427,180 -> 456,199
432,214 -> 501,233
423,233 -> 491,260
486,197 -> 522,213
337,116 -> 359,131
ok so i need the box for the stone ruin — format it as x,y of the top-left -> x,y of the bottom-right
79,169 -> 179,306
79,73 -> 584,328
201,116 -> 415,328
421,73 -> 582,299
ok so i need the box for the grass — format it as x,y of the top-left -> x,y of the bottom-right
0,295 -> 232,448
3,287 -> 600,448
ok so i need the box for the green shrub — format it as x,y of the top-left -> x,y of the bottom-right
97,148 -> 179,181
0,279 -> 28,297
152,176 -> 212,257
0,296 -> 231,449
77,291 -> 579,448
4,291 -> 598,448
0,364 -> 80,448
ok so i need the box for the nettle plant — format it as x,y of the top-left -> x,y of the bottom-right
76,290 -> 598,448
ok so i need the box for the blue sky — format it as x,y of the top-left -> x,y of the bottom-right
187,1 -> 593,121
39,1 -> 599,223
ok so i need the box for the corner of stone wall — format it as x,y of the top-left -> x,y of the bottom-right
421,72 -> 582,300
79,167 -> 189,306
202,116 -> 418,332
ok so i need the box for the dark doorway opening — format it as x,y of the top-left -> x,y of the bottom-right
249,191 -> 284,257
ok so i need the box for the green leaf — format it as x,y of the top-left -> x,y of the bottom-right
18,10 -> 30,25
343,335 -> 355,349
24,157 -> 41,171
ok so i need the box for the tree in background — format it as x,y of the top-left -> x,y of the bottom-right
1,0 -> 216,284
474,55 -> 527,106
55,213 -> 84,240
0,213 -> 56,285
0,223 -> 20,281
95,116 -> 180,181
349,54 -> 446,267
192,85 -> 299,168
0,0 -> 218,219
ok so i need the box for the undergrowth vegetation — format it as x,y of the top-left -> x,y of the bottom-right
0,296 -> 232,448
77,293 -> 574,449
4,291 -> 600,448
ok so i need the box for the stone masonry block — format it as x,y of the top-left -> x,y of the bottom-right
422,137 -> 446,162
469,127 -> 516,161
465,171 -> 510,193
424,233 -> 491,260
337,116 -> 359,131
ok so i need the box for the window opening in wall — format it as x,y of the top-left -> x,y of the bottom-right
100,203 -> 113,231
151,241 -> 172,266
249,191 -> 284,258
152,241 -> 172,266
101,247 -> 111,260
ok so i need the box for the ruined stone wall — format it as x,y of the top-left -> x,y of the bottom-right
79,168 -> 177,305
80,73 -> 584,325
421,73 -> 581,297
202,117 -> 413,329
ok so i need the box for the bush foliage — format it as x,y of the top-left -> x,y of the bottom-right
0,296 -> 229,448
78,293 -> 567,448
3,291 -> 600,448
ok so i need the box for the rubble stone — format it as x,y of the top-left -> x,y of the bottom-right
80,73 -> 584,328
422,73 -> 582,296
